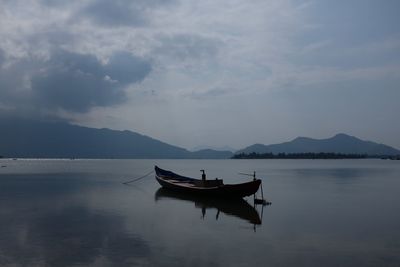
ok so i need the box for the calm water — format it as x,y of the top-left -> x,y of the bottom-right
0,159 -> 399,266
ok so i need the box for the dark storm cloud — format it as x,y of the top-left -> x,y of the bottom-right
80,0 -> 176,27
105,51 -> 152,84
0,49 -> 151,113
32,50 -> 151,112
0,50 -> 36,108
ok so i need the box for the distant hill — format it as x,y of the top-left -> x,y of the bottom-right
191,145 -> 236,153
2,118 -> 397,159
236,133 -> 400,156
0,117 -> 231,159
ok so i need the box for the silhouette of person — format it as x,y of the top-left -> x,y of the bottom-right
201,170 -> 206,181
200,169 -> 206,187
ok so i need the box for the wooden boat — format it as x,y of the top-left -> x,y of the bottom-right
155,166 -> 261,198
155,187 -> 262,225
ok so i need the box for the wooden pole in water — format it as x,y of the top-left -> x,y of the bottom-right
260,181 -> 264,201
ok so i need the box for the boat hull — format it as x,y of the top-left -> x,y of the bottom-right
155,166 -> 261,198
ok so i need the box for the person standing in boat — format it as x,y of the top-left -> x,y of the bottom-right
201,169 -> 206,187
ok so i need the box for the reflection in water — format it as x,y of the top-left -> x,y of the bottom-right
0,174 -> 150,267
154,188 -> 262,226
1,159 -> 400,267
290,167 -> 392,180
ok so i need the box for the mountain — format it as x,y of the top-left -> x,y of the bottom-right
0,117 -> 230,159
236,133 -> 400,156
191,145 -> 237,153
2,118 -> 397,159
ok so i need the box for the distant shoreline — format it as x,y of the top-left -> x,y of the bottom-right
1,155 -> 399,160
232,152 -> 400,160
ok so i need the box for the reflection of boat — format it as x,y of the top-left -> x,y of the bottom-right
155,166 -> 261,198
155,188 -> 262,225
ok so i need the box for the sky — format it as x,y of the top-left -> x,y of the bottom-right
1,0 -> 400,150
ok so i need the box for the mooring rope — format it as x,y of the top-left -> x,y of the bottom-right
122,170 -> 154,184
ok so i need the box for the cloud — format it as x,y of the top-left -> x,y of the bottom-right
184,87 -> 230,100
1,0 -> 400,148
0,49 -> 4,66
105,51 -> 152,84
0,49 -> 151,114
80,0 -> 176,27
153,33 -> 221,61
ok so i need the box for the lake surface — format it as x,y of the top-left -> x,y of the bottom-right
0,159 -> 399,266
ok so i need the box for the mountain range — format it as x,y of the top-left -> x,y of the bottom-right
0,117 -> 231,159
0,117 -> 399,158
236,133 -> 400,156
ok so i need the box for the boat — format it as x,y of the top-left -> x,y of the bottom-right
155,166 -> 261,198
155,187 -> 262,225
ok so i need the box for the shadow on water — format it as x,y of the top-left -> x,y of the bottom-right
154,187 -> 262,226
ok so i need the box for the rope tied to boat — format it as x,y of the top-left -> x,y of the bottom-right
122,170 -> 154,184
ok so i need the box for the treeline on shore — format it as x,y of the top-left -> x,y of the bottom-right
232,152 -> 372,159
